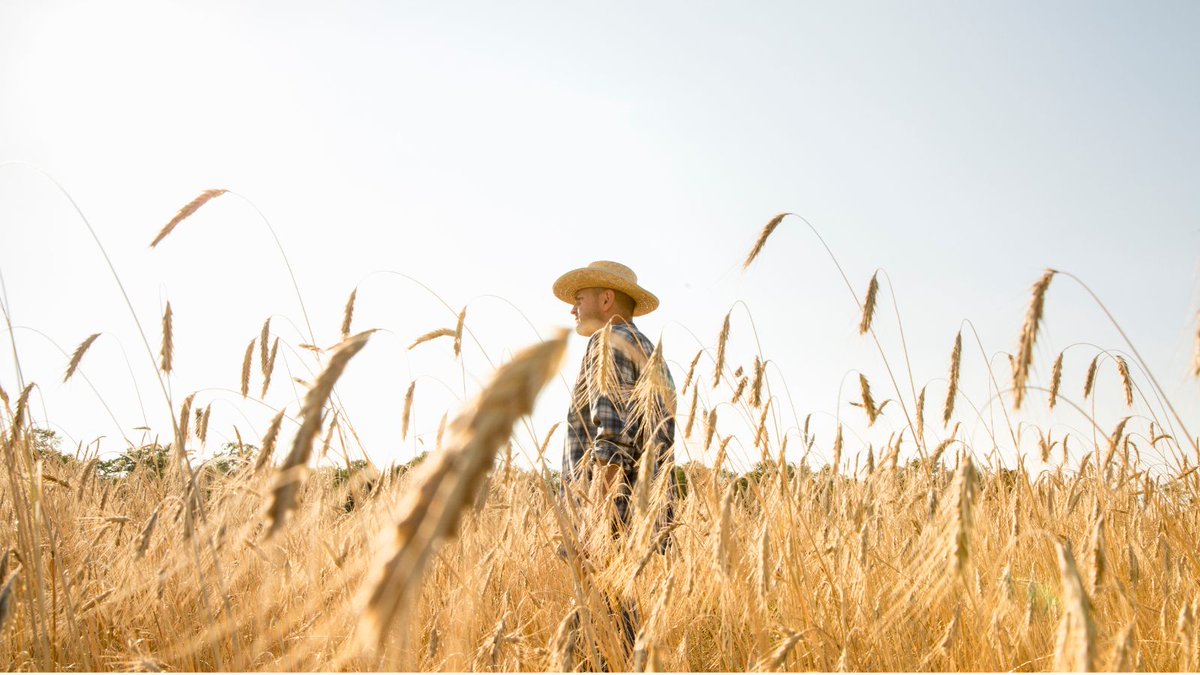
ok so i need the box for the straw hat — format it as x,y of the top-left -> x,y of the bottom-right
553,261 -> 659,316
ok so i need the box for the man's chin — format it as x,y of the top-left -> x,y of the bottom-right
574,320 -> 601,337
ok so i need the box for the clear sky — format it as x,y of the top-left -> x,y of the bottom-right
2,1 -> 1198,475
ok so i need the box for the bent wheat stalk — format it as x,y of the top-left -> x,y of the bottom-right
64,333 -> 101,382
267,330 -> 373,537
357,330 -> 567,651
150,189 -> 227,248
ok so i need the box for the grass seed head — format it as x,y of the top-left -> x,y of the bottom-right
150,189 -> 227,248
944,331 -> 962,426
1049,351 -> 1064,410
1013,269 -> 1055,409
240,337 -> 255,399
712,312 -> 731,388
743,212 -> 787,269
859,271 -> 879,335
160,303 -> 173,374
64,333 -> 101,383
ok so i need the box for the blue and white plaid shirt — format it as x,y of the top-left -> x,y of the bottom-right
563,321 -> 677,530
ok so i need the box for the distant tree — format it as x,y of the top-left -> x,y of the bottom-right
31,428 -> 73,465
98,443 -> 170,478
207,442 -> 259,476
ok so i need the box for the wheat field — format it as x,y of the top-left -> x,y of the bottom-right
2,206 -> 1199,672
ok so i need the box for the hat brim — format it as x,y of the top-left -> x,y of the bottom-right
553,268 -> 659,316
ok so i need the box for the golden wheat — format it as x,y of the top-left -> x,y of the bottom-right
149,189 -> 227,248
742,212 -> 787,269
1012,269 -> 1055,409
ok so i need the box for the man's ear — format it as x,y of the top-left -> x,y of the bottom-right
601,289 -> 615,310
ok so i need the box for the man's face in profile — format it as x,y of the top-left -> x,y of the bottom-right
571,288 -> 606,336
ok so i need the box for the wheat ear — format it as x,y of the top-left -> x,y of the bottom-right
453,307 -> 467,358
1049,351 -> 1064,410
254,409 -> 287,472
859,271 -> 879,334
261,338 -> 279,398
712,312 -> 730,388
1083,354 -> 1099,399
258,318 -> 270,376
341,288 -> 358,339
915,385 -> 926,447
1115,356 -> 1133,407
743,213 -> 787,269
1052,539 -> 1096,671
160,303 -> 173,374
240,338 -> 254,399
150,189 -> 227,248
1013,269 -> 1055,409
750,356 -> 765,408
859,374 -> 879,425
59,332 -> 102,384
402,382 -> 416,440
944,330 -> 962,426
409,328 -> 455,350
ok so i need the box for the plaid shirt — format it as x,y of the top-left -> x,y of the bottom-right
563,321 -> 677,531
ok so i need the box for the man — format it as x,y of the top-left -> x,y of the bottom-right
552,260 -> 677,541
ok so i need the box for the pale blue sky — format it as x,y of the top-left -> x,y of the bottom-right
2,1 -> 1198,474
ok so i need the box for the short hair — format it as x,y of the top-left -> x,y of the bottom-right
609,289 -> 636,316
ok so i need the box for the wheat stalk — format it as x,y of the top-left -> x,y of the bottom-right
160,303 -> 173,374
261,338 -> 280,398
681,350 -> 703,395
1013,269 -> 1055,409
1052,539 -> 1096,671
402,382 -> 416,440
943,331 -> 961,426
1083,354 -> 1099,399
197,404 -> 211,446
731,376 -> 747,404
909,387 -> 924,451
832,423 -> 843,473
268,331 -> 373,537
684,386 -> 699,439
859,374 -> 879,425
453,307 -> 467,358
859,272 -> 879,335
756,630 -> 801,671
743,213 -> 787,269
64,333 -> 101,382
254,409 -> 287,472
1088,515 -> 1106,594
750,356 -> 765,408
149,189 -> 227,248
712,312 -> 731,388
357,331 -> 566,651
409,328 -> 455,350
435,412 -> 448,451
1109,622 -> 1136,672
11,383 -> 35,439
174,392 -> 194,461
704,408 -> 718,451
341,288 -> 358,340
240,338 -> 255,398
135,505 -> 161,558
1115,356 -> 1133,407
1049,351 -> 1064,410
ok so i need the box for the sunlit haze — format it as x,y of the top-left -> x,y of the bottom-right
2,0 -> 1199,476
